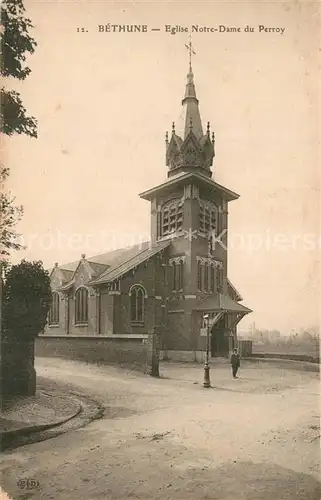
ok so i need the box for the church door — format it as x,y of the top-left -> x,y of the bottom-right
211,316 -> 229,357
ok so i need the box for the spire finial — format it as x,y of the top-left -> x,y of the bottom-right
207,121 -> 210,135
211,132 -> 215,144
165,131 -> 169,143
172,122 -> 175,134
185,35 -> 196,71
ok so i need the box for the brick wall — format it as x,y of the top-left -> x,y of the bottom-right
35,335 -> 149,372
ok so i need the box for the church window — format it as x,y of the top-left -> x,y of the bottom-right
172,262 -> 177,290
161,199 -> 183,237
111,280 -> 120,291
179,259 -> 184,290
217,268 -> 224,291
199,200 -> 218,235
172,259 -> 184,291
130,285 -> 145,323
162,264 -> 166,283
49,292 -> 59,325
210,264 -> 216,292
217,210 -> 223,235
75,287 -> 88,324
197,260 -> 203,290
204,262 -> 209,291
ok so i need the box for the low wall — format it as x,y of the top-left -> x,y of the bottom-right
36,336 -> 149,372
252,343 -> 319,357
238,340 -> 252,357
246,356 -> 319,373
250,352 -> 319,364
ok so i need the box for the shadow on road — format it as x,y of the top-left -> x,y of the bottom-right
172,461 -> 321,500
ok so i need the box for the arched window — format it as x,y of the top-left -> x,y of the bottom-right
49,292 -> 59,325
75,287 -> 88,324
161,198 -> 183,237
199,200 -> 218,235
130,285 -> 145,323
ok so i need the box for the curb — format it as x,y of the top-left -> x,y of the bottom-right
0,397 -> 82,451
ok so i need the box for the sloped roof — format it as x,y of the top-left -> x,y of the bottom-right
89,239 -> 171,285
58,241 -> 151,273
87,261 -> 109,276
59,279 -> 76,291
227,279 -> 243,302
139,172 -> 239,202
60,268 -> 74,282
52,240 -> 170,289
194,293 -> 252,314
219,294 -> 252,313
57,262 -> 78,272
48,265 -> 74,282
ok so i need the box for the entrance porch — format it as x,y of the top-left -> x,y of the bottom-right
195,293 -> 252,358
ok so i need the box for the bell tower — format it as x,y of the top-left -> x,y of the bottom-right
139,41 -> 251,359
140,41 -> 239,300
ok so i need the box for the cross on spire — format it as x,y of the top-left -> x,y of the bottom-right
185,35 -> 196,70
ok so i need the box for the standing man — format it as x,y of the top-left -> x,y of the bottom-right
230,348 -> 240,379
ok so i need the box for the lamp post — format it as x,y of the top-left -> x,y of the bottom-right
203,313 -> 211,388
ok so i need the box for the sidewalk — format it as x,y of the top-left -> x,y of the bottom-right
0,381 -> 82,449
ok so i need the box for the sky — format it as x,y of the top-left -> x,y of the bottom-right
4,0 -> 320,335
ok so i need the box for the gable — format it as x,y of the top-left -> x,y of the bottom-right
180,132 -> 202,167
50,267 -> 68,290
71,260 -> 95,288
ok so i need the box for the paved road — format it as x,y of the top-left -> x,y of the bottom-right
1,358 -> 320,500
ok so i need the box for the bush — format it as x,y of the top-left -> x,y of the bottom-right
2,259 -> 52,340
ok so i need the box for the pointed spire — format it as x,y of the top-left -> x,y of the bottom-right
181,39 -> 203,140
183,63 -> 198,101
165,42 -> 215,178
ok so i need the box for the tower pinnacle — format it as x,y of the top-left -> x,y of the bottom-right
165,43 -> 215,178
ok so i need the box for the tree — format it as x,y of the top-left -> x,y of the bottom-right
0,166 -> 24,259
0,0 -> 37,260
1,0 -> 38,137
2,260 -> 52,340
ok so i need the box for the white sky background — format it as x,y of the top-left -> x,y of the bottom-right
5,0 -> 320,334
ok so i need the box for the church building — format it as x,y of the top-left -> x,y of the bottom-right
43,53 -> 251,361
